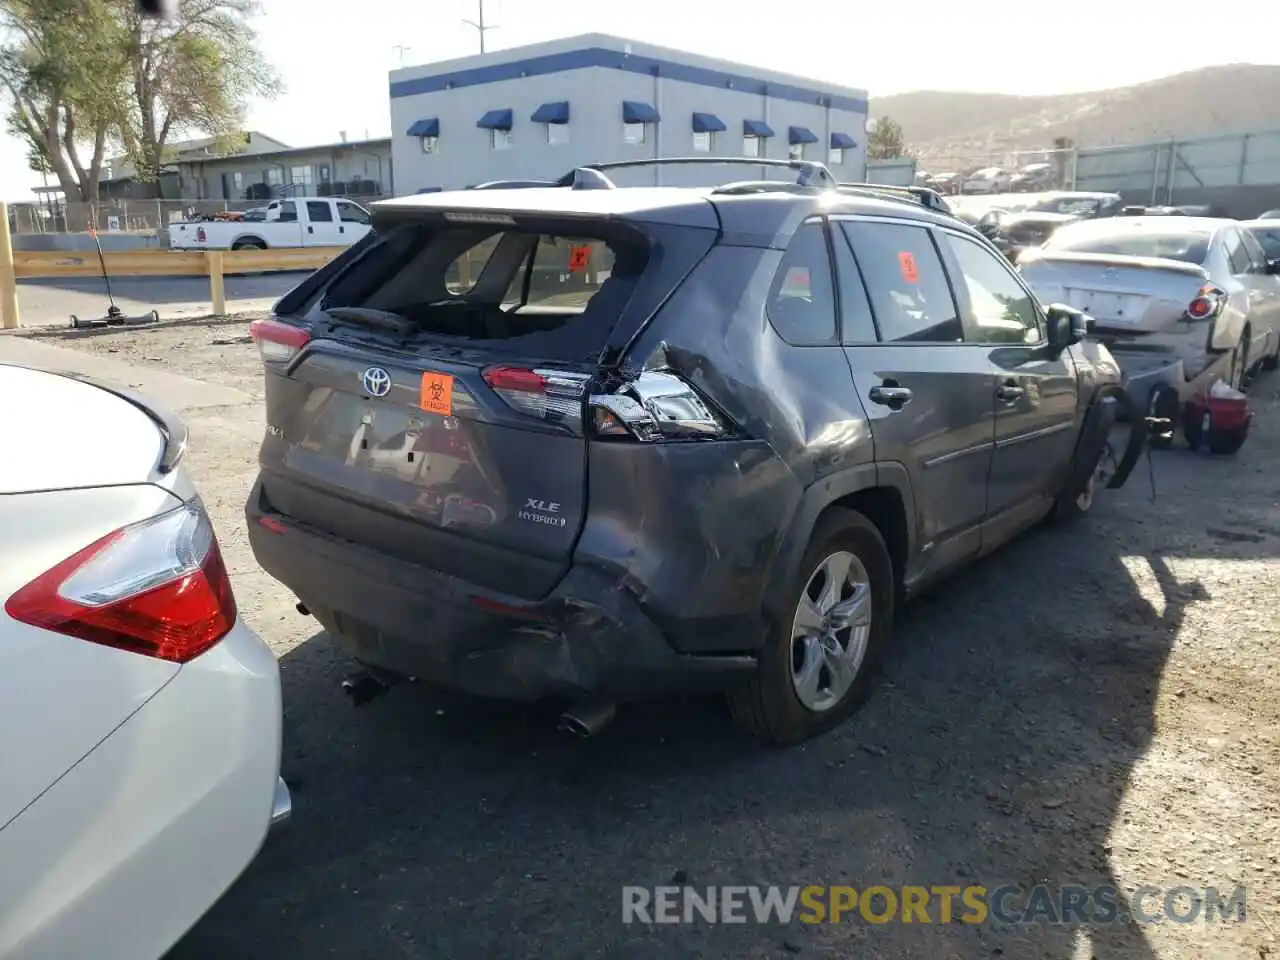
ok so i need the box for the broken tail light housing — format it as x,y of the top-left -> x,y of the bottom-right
1185,285 -> 1226,321
250,316 -> 312,363
589,370 -> 732,442
5,501 -> 237,663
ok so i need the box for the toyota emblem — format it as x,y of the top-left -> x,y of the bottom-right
362,366 -> 392,397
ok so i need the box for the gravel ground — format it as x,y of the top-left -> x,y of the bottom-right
36,318 -> 1280,959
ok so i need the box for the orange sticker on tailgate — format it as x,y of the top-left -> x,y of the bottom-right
897,251 -> 919,284
419,372 -> 454,416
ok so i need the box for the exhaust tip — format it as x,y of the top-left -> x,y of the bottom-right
557,700 -> 616,738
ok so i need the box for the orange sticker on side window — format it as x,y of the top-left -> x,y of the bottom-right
898,251 -> 920,284
419,372 -> 454,416
568,245 -> 591,272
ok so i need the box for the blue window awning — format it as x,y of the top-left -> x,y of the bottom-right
476,108 -> 513,130
531,101 -> 570,124
830,132 -> 857,149
691,112 -> 726,134
406,118 -> 439,138
622,100 -> 660,124
743,119 -> 775,138
788,126 -> 819,146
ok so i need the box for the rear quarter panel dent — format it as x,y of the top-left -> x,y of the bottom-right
575,440 -> 800,653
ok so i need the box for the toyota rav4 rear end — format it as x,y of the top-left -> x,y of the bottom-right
245,186 -> 786,702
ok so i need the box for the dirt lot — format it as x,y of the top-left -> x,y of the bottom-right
35,317 -> 1280,959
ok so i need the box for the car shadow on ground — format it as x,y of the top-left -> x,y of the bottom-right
169,411 -> 1278,959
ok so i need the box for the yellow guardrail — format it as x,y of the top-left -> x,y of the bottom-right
0,200 -> 344,330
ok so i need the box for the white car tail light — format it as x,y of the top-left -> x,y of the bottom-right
589,370 -> 731,442
4,501 -> 237,663
482,365 -> 592,427
250,317 -> 311,363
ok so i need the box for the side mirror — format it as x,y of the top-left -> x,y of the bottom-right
976,211 -> 1001,238
1045,303 -> 1088,351
1266,258 -> 1280,275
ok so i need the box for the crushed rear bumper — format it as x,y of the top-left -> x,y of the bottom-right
246,479 -> 756,702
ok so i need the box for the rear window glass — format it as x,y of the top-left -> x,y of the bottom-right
1043,226 -> 1211,264
317,222 -> 649,356
766,222 -> 837,345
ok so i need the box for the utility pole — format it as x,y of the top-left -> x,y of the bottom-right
462,0 -> 496,54
391,44 -> 412,65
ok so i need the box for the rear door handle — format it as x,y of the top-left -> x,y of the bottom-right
996,383 -> 1025,401
868,385 -> 913,409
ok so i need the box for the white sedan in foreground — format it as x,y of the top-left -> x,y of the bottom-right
0,364 -> 287,960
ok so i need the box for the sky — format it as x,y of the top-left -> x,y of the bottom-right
4,0 -> 1279,201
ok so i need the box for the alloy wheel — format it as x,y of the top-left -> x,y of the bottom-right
789,551 -> 873,713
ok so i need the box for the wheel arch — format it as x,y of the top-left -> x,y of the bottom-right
763,463 -> 916,620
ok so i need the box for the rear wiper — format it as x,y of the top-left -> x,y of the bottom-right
322,306 -> 414,333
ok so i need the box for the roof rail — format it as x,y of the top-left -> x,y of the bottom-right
582,157 -> 836,189
836,182 -> 953,215
711,181 -> 825,197
470,179 -> 561,190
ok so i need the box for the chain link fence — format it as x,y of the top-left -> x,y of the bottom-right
10,193 -> 389,236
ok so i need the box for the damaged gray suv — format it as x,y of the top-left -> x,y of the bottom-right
246,158 -> 1141,745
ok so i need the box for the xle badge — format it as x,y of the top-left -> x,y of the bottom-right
518,498 -> 567,527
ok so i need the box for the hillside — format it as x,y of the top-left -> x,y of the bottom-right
871,64 -> 1280,169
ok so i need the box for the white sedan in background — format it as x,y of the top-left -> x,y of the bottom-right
0,364 -> 287,960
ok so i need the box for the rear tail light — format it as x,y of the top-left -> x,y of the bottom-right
482,365 -> 592,426
589,370 -> 732,443
196,226 -> 206,243
4,501 -> 237,663
250,316 -> 312,363
1185,285 -> 1226,321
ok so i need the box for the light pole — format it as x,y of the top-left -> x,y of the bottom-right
462,0 -> 497,54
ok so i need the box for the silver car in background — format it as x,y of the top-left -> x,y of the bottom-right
1017,217 -> 1280,410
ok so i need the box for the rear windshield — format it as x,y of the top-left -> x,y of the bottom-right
1042,227 -> 1211,264
315,220 -> 650,356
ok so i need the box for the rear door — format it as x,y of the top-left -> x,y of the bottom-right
938,227 -> 1079,539
1227,227 -> 1280,361
256,220 -> 665,599
335,200 -> 374,245
834,217 -> 997,578
303,199 -> 344,246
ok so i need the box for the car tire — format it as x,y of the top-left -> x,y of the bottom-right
1052,438 -> 1116,522
232,239 -> 266,251
1229,334 -> 1250,390
1262,336 -> 1280,372
727,508 -> 893,746
1145,383 -> 1180,450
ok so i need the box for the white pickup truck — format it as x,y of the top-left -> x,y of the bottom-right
169,197 -> 374,251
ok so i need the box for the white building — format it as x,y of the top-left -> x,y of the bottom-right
389,33 -> 868,193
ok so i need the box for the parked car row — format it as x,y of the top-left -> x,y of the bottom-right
917,161 -> 1062,196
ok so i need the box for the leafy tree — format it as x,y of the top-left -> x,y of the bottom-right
113,0 -> 281,195
1,0 -> 124,201
1,0 -> 280,201
867,116 -> 910,161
